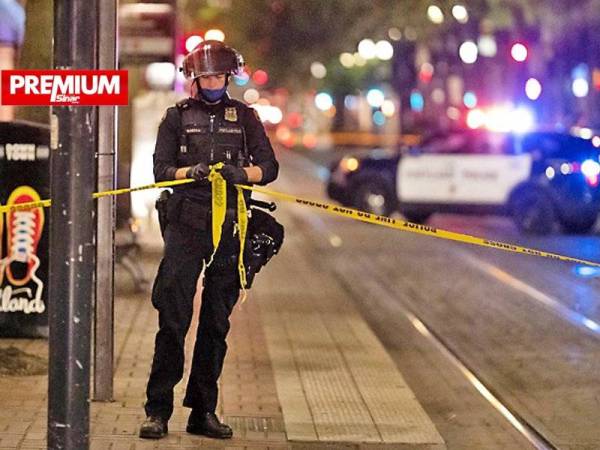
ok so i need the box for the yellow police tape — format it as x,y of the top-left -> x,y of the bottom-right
1,177 -> 600,269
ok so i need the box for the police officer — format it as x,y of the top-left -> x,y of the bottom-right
139,40 -> 279,440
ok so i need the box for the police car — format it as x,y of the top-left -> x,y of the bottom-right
327,130 -> 600,234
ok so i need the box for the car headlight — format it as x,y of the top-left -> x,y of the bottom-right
581,159 -> 600,178
581,159 -> 600,187
339,157 -> 359,173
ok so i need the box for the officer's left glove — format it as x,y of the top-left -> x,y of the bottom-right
219,164 -> 249,184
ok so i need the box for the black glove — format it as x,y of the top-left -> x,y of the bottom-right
186,163 -> 209,181
219,164 -> 248,184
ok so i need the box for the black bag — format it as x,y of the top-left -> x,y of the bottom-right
243,208 -> 284,288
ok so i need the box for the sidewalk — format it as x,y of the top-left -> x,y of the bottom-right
0,156 -> 445,449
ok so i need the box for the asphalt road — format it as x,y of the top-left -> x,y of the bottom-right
271,147 -> 600,450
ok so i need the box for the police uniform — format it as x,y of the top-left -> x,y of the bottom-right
144,94 -> 279,423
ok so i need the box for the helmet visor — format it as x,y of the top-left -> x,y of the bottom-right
182,42 -> 244,78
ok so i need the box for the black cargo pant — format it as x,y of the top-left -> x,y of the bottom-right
144,211 -> 240,421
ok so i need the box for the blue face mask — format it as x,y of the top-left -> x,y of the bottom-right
200,86 -> 227,102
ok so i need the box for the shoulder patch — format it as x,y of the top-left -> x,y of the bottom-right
251,108 -> 261,122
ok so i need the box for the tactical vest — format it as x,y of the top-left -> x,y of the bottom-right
176,99 -> 248,169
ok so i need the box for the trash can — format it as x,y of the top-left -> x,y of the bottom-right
0,121 -> 50,338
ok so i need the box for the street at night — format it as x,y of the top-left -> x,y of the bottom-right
2,1 -> 600,449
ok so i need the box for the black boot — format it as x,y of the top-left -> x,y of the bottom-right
139,416 -> 168,439
186,411 -> 233,439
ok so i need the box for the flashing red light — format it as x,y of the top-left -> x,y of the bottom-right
252,70 -> 269,86
593,69 -> 600,91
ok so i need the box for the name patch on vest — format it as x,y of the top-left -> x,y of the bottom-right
185,127 -> 205,134
224,107 -> 238,122
218,127 -> 242,134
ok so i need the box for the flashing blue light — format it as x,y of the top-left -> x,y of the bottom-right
373,110 -> 386,126
571,63 -> 589,80
573,265 -> 600,278
410,91 -> 424,112
463,91 -> 477,109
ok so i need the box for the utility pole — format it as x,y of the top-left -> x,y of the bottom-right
94,0 -> 118,403
48,0 -> 97,448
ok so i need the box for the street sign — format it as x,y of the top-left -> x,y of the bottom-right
119,3 -> 176,64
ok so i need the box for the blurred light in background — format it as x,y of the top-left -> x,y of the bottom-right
358,39 -> 377,60
593,136 -> 600,148
233,71 -> 250,86
545,166 -> 555,179
510,43 -> 528,62
419,63 -> 434,83
243,88 -> 259,104
324,106 -> 337,118
315,92 -> 334,111
574,266 -> 600,278
388,27 -> 402,41
302,134 -> 318,149
341,157 -> 360,172
375,40 -> 394,60
204,29 -> 225,41
511,107 -> 535,133
404,27 -> 417,41
593,68 -> 600,91
459,41 -> 478,64
446,106 -> 460,120
525,78 -> 542,100
145,63 -> 176,90
276,125 -> 291,142
310,61 -> 327,79
483,106 -> 534,133
452,5 -> 468,23
571,63 -> 589,80
252,69 -> 269,85
366,88 -> 385,107
463,91 -> 477,109
339,52 -> 355,68
432,88 -> 446,104
373,111 -> 386,126
185,35 -> 203,53
410,91 -> 425,112
287,112 -> 303,128
486,107 -> 513,132
427,5 -> 444,24
572,78 -> 589,98
250,104 -> 282,124
353,52 -> 367,66
466,108 -> 486,129
381,99 -> 396,117
478,35 -> 497,57
344,95 -> 359,110
572,127 -> 594,139
581,159 -> 600,182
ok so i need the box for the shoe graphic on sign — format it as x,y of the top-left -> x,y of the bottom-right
5,186 -> 45,288
0,207 -> 4,286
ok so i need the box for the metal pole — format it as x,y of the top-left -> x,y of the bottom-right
93,0 -> 118,403
48,0 -> 97,448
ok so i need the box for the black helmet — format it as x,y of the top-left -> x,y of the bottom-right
181,40 -> 244,78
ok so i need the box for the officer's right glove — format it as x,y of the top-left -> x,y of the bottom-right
186,163 -> 210,181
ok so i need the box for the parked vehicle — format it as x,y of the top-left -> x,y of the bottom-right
327,130 -> 600,234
